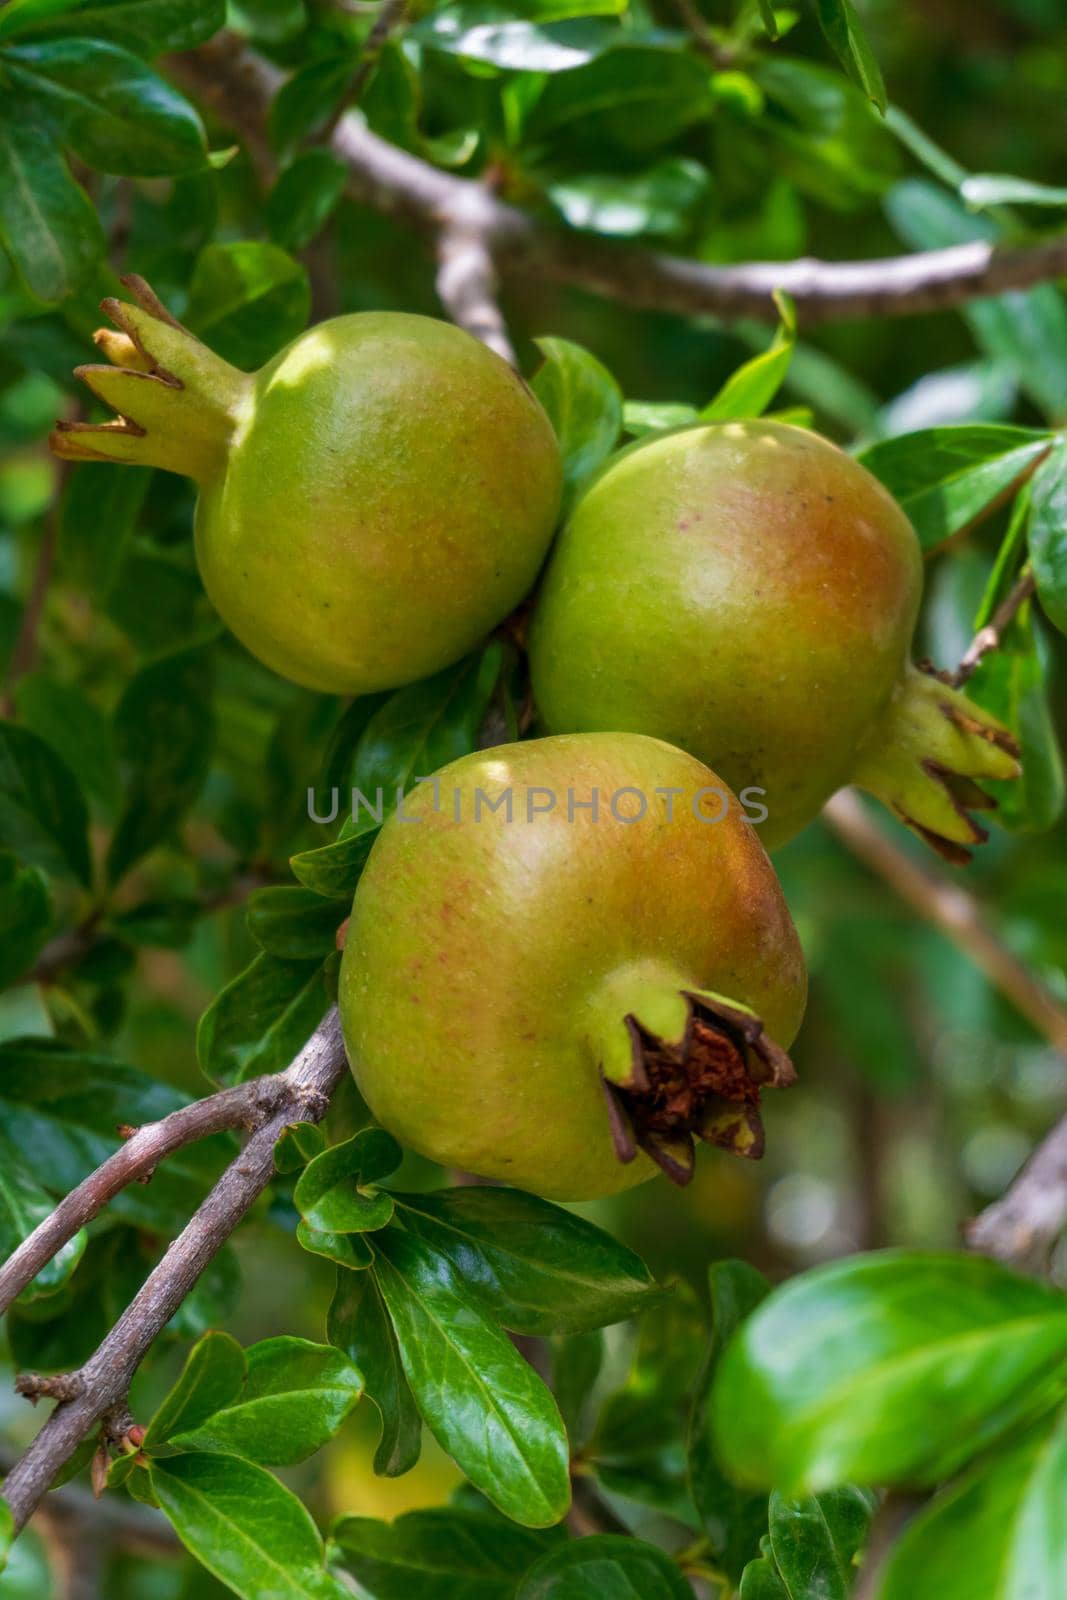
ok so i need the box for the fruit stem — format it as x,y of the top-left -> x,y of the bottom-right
585,961 -> 797,1186
49,276 -> 251,484
850,663 -> 1021,864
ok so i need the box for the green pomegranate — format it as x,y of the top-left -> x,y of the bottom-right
528,421 -> 1019,862
339,732 -> 806,1201
52,277 -> 562,694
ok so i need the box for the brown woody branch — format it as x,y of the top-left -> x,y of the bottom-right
0,1009 -> 347,1535
949,568 -> 1036,687
168,34 -> 1067,328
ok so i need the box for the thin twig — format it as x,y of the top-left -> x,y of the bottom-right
965,1114 -> 1067,1266
167,35 -> 1067,326
949,568 -> 1036,687
822,791 -> 1067,1057
0,1010 -> 347,1535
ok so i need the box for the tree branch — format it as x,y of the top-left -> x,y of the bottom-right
0,1009 -> 347,1534
435,189 -> 518,367
168,34 -> 1067,328
948,568 -> 1036,688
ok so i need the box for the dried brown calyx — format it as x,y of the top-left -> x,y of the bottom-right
602,992 -> 797,1187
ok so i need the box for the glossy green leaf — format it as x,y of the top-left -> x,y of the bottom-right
623,401 -> 700,437
967,610 -> 1064,833
702,293 -> 796,421
961,173 -> 1067,210
533,337 -> 622,509
267,150 -> 347,252
150,1452 -> 347,1600
0,94 -> 103,302
756,58 -> 897,208
413,12 -> 616,73
290,823 -> 380,899
144,1329 -> 247,1446
814,0 -> 886,113
1029,438 -> 1067,635
351,643 -> 505,799
0,1127 -> 86,1301
712,1250 -> 1067,1494
0,0 -> 225,53
268,55 -> 353,154
739,1487 -> 875,1599
689,1260 -> 771,1579
516,1534 -> 692,1599
371,1228 -> 571,1526
185,241 -> 311,370
13,672 -> 118,813
4,40 -> 207,176
197,952 -> 329,1086
172,1336 -> 363,1464
106,644 -> 214,884
528,46 -> 714,152
329,1507 -> 555,1599
393,1186 -> 659,1336
0,853 -> 51,987
0,719 -> 91,884
247,886 -> 348,960
0,1039 -> 230,1228
297,1220 -> 373,1270
548,158 -> 709,241
857,425 -> 1051,552
328,1265 -> 422,1477
880,1407 -> 1067,1600
294,1129 -> 400,1234
885,180 -> 1067,421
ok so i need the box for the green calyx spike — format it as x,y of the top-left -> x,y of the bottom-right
587,961 -> 797,1187
851,663 -> 1021,865
50,275 -> 251,484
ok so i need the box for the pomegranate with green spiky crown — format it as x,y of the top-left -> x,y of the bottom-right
528,420 -> 1020,863
51,277 -> 562,694
339,732 -> 806,1201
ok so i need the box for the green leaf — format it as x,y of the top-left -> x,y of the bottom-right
247,886 -> 348,960
351,643 -> 506,799
528,46 -> 714,152
712,1250 -> 1067,1494
879,1406 -> 1067,1600
533,337 -> 622,510
702,293 -> 796,421
689,1261 -> 771,1579
756,0 -> 779,39
814,0 -> 886,113
0,1039 -> 230,1228
0,0 -> 225,53
328,1265 -> 422,1477
393,1186 -> 659,1336
740,1487 -> 875,1599
330,1507 -> 555,1599
185,240 -> 311,369
0,1126 -> 86,1300
197,952 -> 329,1086
547,158 -> 710,242
0,719 -> 92,884
961,173 -> 1067,210
0,852 -> 51,987
0,1502 -> 12,1573
371,1228 -> 571,1527
967,609 -> 1064,834
294,1129 -> 400,1234
4,40 -> 207,176
755,58 -> 897,208
623,401 -> 700,437
0,92 -> 103,302
516,1534 -> 693,1598
297,1220 -> 373,1270
857,425 -> 1051,553
290,824 -> 380,899
267,150 -> 347,252
412,12 -> 616,73
1029,438 -> 1067,635
144,1329 -> 247,1447
13,672 -> 119,814
885,180 -> 1067,422
268,55 -> 353,154
172,1336 -> 363,1464
106,644 -> 215,884
150,1452 -> 347,1600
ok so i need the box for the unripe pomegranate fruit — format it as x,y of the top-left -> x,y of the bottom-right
51,277 -> 562,694
528,421 -> 1020,862
339,733 -> 805,1201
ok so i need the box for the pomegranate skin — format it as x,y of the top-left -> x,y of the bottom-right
339,733 -> 806,1202
528,420 -> 1018,859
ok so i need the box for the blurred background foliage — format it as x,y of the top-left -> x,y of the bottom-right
2,0 -> 1067,1591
